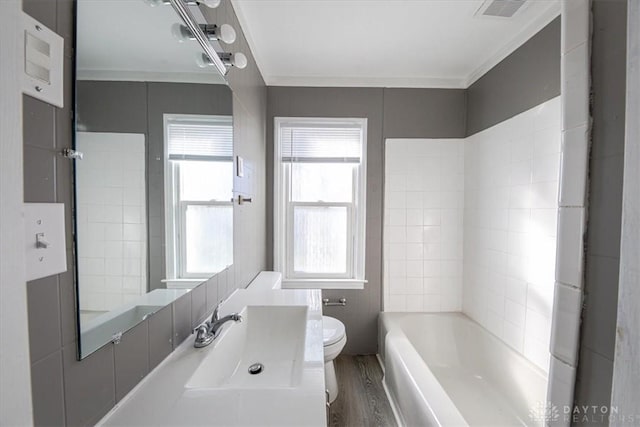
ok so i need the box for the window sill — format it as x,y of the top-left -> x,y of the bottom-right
281,279 -> 366,290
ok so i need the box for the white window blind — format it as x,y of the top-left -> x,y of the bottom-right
280,124 -> 363,163
167,117 -> 232,161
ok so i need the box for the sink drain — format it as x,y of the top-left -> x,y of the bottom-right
248,363 -> 264,375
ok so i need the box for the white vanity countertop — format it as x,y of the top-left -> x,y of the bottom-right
98,279 -> 326,427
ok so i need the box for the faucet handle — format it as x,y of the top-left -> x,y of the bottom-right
193,323 -> 214,348
212,299 -> 224,321
193,323 -> 208,336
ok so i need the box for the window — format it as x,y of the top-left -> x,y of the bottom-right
274,118 -> 367,285
164,114 -> 233,279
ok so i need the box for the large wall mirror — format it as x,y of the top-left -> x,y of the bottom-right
73,0 -> 233,358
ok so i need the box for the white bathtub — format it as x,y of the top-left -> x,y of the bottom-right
379,312 -> 547,427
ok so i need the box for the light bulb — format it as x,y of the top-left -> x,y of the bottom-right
171,23 -> 191,42
231,52 -> 248,69
218,24 -> 236,44
196,53 -> 212,68
199,0 -> 221,8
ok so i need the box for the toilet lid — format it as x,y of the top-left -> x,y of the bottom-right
322,316 -> 345,346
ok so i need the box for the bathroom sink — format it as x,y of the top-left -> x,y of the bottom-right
185,305 -> 308,390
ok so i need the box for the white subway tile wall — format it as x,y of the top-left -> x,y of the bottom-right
384,138 -> 465,312
76,133 -> 147,313
463,96 -> 561,371
545,2 -> 591,416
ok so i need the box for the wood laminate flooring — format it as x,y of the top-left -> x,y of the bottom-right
328,355 -> 397,427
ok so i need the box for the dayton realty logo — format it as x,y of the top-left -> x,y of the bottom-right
530,403 -> 637,424
529,401 -> 560,423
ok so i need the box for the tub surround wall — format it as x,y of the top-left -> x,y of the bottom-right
380,97 -> 561,372
464,97 -> 561,372
545,0 -> 593,422
384,138 -> 465,312
22,0 -> 267,425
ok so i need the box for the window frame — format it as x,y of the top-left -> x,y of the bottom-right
163,113 -> 233,280
274,117 -> 367,284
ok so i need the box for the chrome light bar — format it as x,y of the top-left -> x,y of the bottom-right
168,0 -> 228,76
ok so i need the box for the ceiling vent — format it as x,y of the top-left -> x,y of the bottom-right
475,0 -> 528,18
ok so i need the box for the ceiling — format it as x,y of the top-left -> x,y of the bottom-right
76,0 -> 226,84
231,0 -> 560,88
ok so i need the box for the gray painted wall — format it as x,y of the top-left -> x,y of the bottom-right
610,0 -> 640,417
77,81 -> 233,292
266,87 -> 467,354
466,17 -> 561,136
199,2 -> 269,289
383,88 -> 467,138
23,0 -> 267,425
0,0 -> 33,423
574,0 -> 628,421
267,87 -> 384,354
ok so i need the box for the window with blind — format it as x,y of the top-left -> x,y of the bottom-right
274,118 -> 367,284
164,114 -> 233,279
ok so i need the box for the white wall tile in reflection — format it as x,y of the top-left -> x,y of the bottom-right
76,132 -> 147,313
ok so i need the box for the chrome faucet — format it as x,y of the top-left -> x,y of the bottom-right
194,302 -> 242,348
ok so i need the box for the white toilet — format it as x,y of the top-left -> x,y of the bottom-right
322,316 -> 347,403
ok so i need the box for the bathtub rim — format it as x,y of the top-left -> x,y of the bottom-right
378,311 -> 549,427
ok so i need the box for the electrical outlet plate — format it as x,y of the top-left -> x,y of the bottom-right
21,12 -> 64,108
24,203 -> 67,281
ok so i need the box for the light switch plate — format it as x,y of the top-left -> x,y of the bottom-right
25,203 -> 67,281
21,13 -> 64,108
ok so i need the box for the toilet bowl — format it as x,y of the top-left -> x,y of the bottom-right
323,316 -> 347,403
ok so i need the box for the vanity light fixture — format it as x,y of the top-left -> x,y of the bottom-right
172,23 -> 237,44
197,52 -> 248,70
147,0 -> 221,8
168,0 -> 228,76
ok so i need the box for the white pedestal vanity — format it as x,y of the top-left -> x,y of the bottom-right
97,272 -> 327,426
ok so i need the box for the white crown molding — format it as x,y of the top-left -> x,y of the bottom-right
463,2 -> 561,88
265,75 -> 467,89
76,70 -> 227,85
